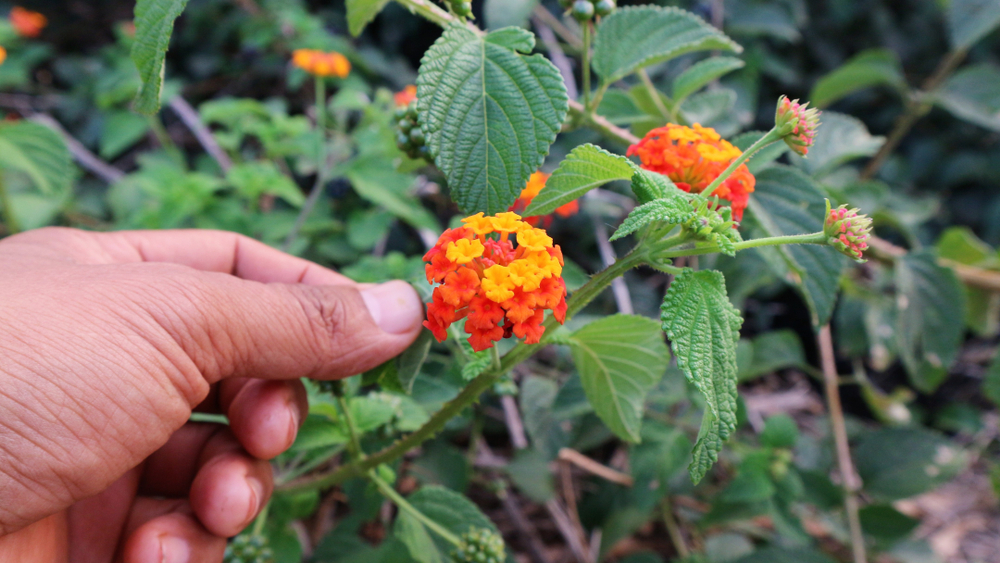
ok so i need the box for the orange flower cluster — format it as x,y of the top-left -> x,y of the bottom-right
509,172 -> 579,227
292,49 -> 350,78
0,46 -> 6,66
423,212 -> 568,351
394,85 -> 417,107
627,123 -> 755,222
10,7 -> 46,38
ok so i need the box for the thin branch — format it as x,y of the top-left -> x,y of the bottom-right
558,448 -> 634,487
817,325 -> 867,563
28,114 -> 125,183
661,495 -> 690,559
496,486 -> 552,563
168,96 -> 233,173
567,100 -> 639,145
533,14 -> 578,100
501,395 -> 529,449
590,211 -> 634,314
545,499 -> 592,563
531,5 -> 584,50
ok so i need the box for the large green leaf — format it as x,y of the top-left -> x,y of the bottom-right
396,485 -> 501,560
743,166 -> 846,327
131,0 -> 189,115
567,315 -> 670,443
591,6 -> 741,84
523,143 -> 635,216
661,269 -> 743,483
346,0 -> 391,36
0,122 -> 72,195
854,427 -> 966,500
934,64 -> 1000,133
345,156 -> 440,232
484,0 -> 540,29
416,24 -> 568,215
895,251 -> 966,393
947,0 -> 1000,49
792,112 -> 884,176
809,49 -> 907,108
671,56 -> 746,106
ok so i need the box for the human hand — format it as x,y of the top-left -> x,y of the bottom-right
0,227 -> 424,562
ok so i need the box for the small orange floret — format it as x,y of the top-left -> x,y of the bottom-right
292,49 -> 350,78
422,213 -> 568,351
627,123 -> 755,222
10,7 -> 47,38
510,171 -> 581,227
0,46 -> 7,66
394,85 -> 417,107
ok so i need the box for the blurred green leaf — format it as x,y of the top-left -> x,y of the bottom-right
792,112 -> 883,176
947,0 -> 1000,49
731,548 -> 836,563
100,111 -> 150,160
227,161 -> 305,206
131,0 -> 189,114
0,121 -> 72,195
934,63 -> 1000,133
506,448 -> 555,502
760,414 -> 798,449
484,0 -> 539,29
673,57 -> 746,106
592,6 -> 741,84
809,49 -> 907,108
982,351 -> 1000,407
732,130 -> 790,174
524,143 -> 635,216
854,427 -> 966,500
346,0 -> 391,36
397,329 -> 435,394
736,330 -> 806,382
402,486 -> 500,558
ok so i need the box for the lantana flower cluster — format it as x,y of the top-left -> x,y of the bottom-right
423,212 -> 568,352
775,96 -> 821,156
509,171 -> 580,227
627,123 -> 756,222
10,7 -> 46,38
824,200 -> 872,261
292,49 -> 351,78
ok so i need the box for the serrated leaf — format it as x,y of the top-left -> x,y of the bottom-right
405,485 -> 500,556
567,315 -> 670,443
346,0 -> 391,36
131,0 -> 189,115
934,63 -> 1000,133
947,0 -> 1000,49
610,190 -> 694,241
460,350 -> 492,381
484,26 -> 535,51
630,168 -> 674,204
661,269 -> 742,483
416,23 -> 568,215
809,49 -> 907,108
743,166 -> 846,327
0,121 -> 72,195
895,251 -> 965,393
791,112 -> 884,176
592,6 -> 741,84
679,88 -> 737,127
672,56 -> 746,105
227,161 -> 304,206
396,510 -> 443,563
524,143 -> 635,216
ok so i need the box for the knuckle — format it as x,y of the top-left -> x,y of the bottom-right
292,287 -> 351,352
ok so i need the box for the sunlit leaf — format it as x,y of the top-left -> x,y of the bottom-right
132,0 -> 189,114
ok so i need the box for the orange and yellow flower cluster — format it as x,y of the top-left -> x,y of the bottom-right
509,171 -> 579,228
394,85 -> 417,108
10,7 -> 46,38
423,212 -> 568,351
627,123 -> 755,222
292,49 -> 350,78
0,46 -> 6,67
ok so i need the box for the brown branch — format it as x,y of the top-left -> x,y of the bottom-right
557,448 -> 634,487
168,96 -> 233,173
567,100 -> 639,145
28,114 -> 125,183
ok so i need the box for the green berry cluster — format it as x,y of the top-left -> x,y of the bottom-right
224,534 -> 275,563
449,0 -> 473,18
394,103 -> 434,163
451,528 -> 506,563
560,0 -> 615,21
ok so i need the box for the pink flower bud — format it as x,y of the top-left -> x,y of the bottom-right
824,199 -> 872,262
775,96 -> 821,157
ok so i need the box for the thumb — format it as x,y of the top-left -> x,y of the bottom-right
159,276 -> 424,385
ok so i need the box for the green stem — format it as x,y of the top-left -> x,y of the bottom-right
490,346 -> 501,372
337,394 -> 365,459
582,21 -> 592,109
251,501 -> 270,537
637,69 -> 670,121
656,231 -> 828,260
0,173 -> 20,235
369,469 -> 463,546
392,0 -> 456,28
701,127 -> 783,199
146,115 -> 184,165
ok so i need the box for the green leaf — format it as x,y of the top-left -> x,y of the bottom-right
743,166 -> 846,327
131,0 -> 189,115
809,49 -> 907,108
854,427 -> 966,500
397,329 -> 435,394
346,0 -> 391,36
792,112 -> 884,176
345,157 -> 440,232
416,23 -> 568,215
506,449 -> 555,502
983,352 -> 1000,407
523,144 -> 635,216
592,6 -> 741,84
947,0 -> 1000,49
0,122 -> 72,195
858,504 -> 920,542
100,111 -> 151,160
732,548 -> 837,563
485,0 -> 540,29
936,226 -> 996,266
895,251 -> 966,393
934,63 -> 1000,133
672,57 -> 746,105
661,269 -> 743,483
396,511 -> 444,563
609,189 -> 694,241
404,485 -> 499,557
759,414 -> 798,449
567,314 -> 670,443
736,330 -> 806,382
227,161 -> 305,206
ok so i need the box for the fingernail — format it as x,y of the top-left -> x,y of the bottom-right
286,394 -> 300,447
245,476 -> 264,524
160,536 -> 190,563
360,280 -> 423,335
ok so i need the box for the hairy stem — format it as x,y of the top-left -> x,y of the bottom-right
582,21 -> 592,109
818,325 -> 867,563
369,470 -> 462,546
655,231 -> 827,260
637,69 -> 670,121
0,174 -> 20,235
702,127 -> 783,199
337,394 -> 365,459
661,496 -> 690,559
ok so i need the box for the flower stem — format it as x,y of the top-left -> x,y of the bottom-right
369,469 -> 463,547
393,0 -> 456,28
655,231 -> 827,260
637,69 -> 670,121
0,174 -> 20,235
582,21 -> 592,110
701,127 -> 783,199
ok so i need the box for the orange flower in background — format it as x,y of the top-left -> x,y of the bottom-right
394,85 -> 417,107
510,171 -> 580,227
423,212 -> 567,351
0,46 -> 7,66
10,7 -> 47,38
627,123 -> 755,222
292,49 -> 350,78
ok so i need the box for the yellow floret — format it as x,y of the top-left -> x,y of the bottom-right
516,228 -> 554,252
508,260 -> 545,292
520,172 -> 548,201
481,265 -> 516,302
526,251 -> 562,277
490,212 -> 526,233
445,238 -> 485,264
462,212 -> 495,236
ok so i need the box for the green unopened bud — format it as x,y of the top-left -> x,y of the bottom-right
775,95 -> 821,157
224,533 -> 275,563
452,528 -> 506,563
824,199 -> 872,262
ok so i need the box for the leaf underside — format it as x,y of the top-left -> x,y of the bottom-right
132,0 -> 190,115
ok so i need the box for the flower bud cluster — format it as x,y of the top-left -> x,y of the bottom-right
451,528 -> 506,563
449,0 -> 473,18
424,212 -> 567,352
394,89 -> 433,163
775,96 -> 821,156
292,49 -> 351,78
824,200 -> 872,261
224,534 -> 275,563
560,0 -> 616,21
